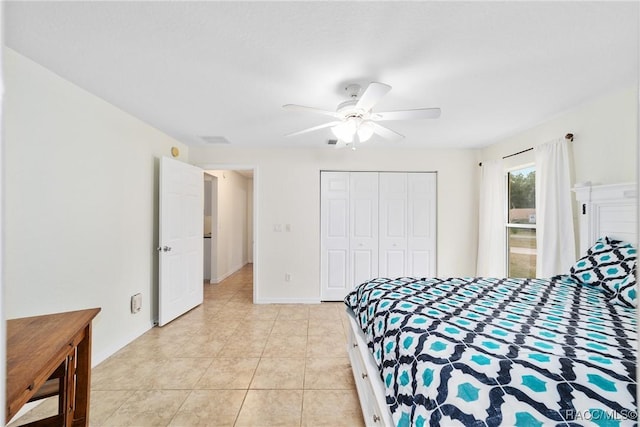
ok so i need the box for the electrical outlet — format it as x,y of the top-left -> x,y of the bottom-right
131,293 -> 142,313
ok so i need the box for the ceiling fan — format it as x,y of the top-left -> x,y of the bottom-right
283,82 -> 441,147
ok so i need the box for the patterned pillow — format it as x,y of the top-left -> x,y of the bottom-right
604,237 -> 632,248
609,268 -> 637,308
570,237 -> 636,295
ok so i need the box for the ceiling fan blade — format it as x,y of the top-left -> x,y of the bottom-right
285,121 -> 341,137
355,82 -> 391,112
282,104 -> 340,118
370,122 -> 404,141
372,108 -> 441,121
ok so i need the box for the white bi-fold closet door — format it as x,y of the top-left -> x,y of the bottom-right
320,171 -> 436,301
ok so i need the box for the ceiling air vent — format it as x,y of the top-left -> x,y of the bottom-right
200,136 -> 231,144
327,139 -> 338,145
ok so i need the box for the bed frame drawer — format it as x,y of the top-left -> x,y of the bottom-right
346,315 -> 393,426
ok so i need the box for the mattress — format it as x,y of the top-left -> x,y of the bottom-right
345,276 -> 637,426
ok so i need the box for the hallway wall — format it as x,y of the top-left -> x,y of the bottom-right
207,170 -> 251,282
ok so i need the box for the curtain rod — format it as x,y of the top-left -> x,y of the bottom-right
503,147 -> 533,160
478,133 -> 574,167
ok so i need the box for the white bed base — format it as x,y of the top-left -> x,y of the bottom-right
347,313 -> 394,426
346,182 -> 637,427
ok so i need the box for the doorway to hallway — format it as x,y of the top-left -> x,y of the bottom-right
203,168 -> 255,300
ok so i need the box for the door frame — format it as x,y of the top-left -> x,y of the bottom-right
204,174 -> 219,284
197,163 -> 258,303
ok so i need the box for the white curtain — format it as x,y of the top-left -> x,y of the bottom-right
477,160 -> 506,276
535,138 -> 576,277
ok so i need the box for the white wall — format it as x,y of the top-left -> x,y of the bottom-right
207,170 -> 250,282
191,147 -> 479,303
480,84 -> 637,265
481,85 -> 637,185
3,48 -> 189,364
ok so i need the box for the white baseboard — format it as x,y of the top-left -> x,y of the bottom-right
211,262 -> 249,284
92,320 -> 155,367
254,297 -> 321,304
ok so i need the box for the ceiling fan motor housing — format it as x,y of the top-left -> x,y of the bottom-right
345,83 -> 361,99
336,99 -> 363,117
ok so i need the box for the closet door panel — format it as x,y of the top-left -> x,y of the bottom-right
379,173 -> 408,277
327,250 -> 348,288
321,172 -> 351,300
328,199 -> 348,237
350,173 -> 379,286
352,250 -> 374,286
383,250 -> 406,278
407,173 -> 437,277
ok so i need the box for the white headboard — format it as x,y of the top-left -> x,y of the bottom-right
573,182 -> 637,254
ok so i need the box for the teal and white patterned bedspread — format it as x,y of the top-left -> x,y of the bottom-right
345,276 -> 637,426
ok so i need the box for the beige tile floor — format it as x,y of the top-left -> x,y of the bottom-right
10,264 -> 365,427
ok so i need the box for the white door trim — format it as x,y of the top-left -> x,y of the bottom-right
196,163 -> 259,303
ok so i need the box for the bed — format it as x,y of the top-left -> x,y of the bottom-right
344,182 -> 637,426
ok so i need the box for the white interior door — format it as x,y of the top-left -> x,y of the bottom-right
407,173 -> 437,277
379,173 -> 408,278
350,172 -> 379,287
159,156 -> 204,326
321,172 -> 350,300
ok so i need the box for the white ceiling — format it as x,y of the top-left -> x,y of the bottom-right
5,1 -> 638,149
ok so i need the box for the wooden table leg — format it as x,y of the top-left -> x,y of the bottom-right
71,323 -> 93,427
64,349 -> 75,427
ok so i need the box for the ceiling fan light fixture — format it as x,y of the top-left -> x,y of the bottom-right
331,120 -> 356,143
357,121 -> 374,142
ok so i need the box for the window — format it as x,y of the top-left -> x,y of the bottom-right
507,166 -> 536,277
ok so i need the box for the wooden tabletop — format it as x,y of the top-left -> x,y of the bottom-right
6,308 -> 101,421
